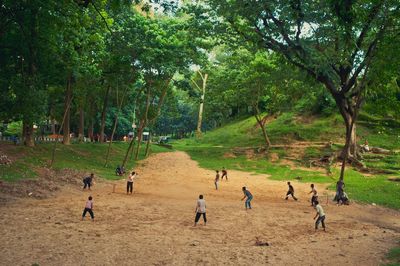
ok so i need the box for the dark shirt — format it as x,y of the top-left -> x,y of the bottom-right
289,185 -> 294,192
84,176 -> 93,183
244,190 -> 252,198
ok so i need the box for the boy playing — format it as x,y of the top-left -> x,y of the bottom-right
127,171 -> 136,195
285,181 -> 298,201
309,184 -> 318,206
241,187 -> 253,210
313,200 -> 326,231
83,173 -> 94,190
214,170 -> 220,190
82,196 -> 94,221
221,167 -> 228,181
194,195 -> 207,226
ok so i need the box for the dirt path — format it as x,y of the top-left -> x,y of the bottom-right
0,151 -> 399,266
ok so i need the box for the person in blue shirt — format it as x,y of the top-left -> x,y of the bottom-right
241,186 -> 253,210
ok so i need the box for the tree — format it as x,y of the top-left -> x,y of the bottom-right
202,0 -> 400,180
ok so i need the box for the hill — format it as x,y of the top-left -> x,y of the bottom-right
174,112 -> 400,209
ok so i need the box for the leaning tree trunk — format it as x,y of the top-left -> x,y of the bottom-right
336,98 -> 358,160
253,105 -> 271,148
99,86 -> 111,143
62,76 -> 72,145
195,73 -> 208,137
22,120 -> 35,147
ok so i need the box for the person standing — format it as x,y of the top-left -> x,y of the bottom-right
309,184 -> 318,206
194,195 -> 207,226
214,170 -> 220,190
221,167 -> 228,181
127,171 -> 136,195
82,196 -> 94,221
241,187 -> 253,210
313,200 -> 326,231
83,173 -> 94,190
285,181 -> 298,201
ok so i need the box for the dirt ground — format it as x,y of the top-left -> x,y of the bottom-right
0,151 -> 399,266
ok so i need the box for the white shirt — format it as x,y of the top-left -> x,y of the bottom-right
316,204 -> 325,216
127,173 -> 136,182
196,199 -> 206,213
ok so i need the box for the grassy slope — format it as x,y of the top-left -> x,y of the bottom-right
173,112 -> 400,209
0,142 -> 171,181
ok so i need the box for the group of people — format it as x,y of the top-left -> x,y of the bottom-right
81,166 -> 341,232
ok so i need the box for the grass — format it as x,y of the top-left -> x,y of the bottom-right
173,112 -> 400,209
0,142 -> 171,181
385,244 -> 400,266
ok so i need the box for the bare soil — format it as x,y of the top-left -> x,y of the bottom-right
0,151 -> 399,266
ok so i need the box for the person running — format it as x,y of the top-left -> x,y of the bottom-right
82,196 -> 94,221
194,194 -> 207,226
221,167 -> 228,181
127,171 -> 136,195
214,170 -> 220,190
241,186 -> 253,210
313,200 -> 326,231
285,181 -> 298,201
83,173 -> 94,190
309,184 -> 318,206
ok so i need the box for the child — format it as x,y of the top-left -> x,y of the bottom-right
194,195 -> 207,226
127,171 -> 136,194
82,196 -> 94,221
83,173 -> 94,190
309,184 -> 318,206
221,167 -> 228,181
241,186 -> 253,210
214,170 -> 220,190
313,200 -> 326,231
285,181 -> 298,201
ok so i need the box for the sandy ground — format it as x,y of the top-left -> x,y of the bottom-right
0,151 -> 399,266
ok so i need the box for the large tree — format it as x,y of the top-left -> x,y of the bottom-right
201,0 -> 400,180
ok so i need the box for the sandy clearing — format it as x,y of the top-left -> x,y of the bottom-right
0,151 -> 399,266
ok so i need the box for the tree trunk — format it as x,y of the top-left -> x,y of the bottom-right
336,98 -> 358,159
196,73 -> 208,136
78,105 -> 84,142
134,125 -> 144,160
23,121 -> 35,147
122,137 -> 136,169
88,119 -> 94,142
255,115 -> 271,147
62,76 -> 72,145
51,118 -> 56,135
144,131 -> 151,157
99,86 -> 111,143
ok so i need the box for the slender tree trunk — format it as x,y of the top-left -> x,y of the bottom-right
99,86 -> 111,143
62,75 -> 72,145
196,73 -> 208,136
22,121 -> 35,147
51,118 -> 56,135
255,115 -> 271,147
88,119 -> 94,142
336,98 -> 358,159
121,137 -> 136,169
78,105 -> 84,142
134,124 -> 144,160
144,131 -> 151,157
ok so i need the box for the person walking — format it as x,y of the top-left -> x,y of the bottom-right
194,195 -> 207,226
82,196 -> 94,221
214,170 -> 220,190
313,200 -> 326,231
127,171 -> 136,195
285,181 -> 298,201
241,187 -> 253,210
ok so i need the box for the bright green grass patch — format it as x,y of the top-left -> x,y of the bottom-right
385,245 -> 400,266
0,142 -> 171,181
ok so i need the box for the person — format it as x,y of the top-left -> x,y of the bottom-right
241,186 -> 253,210
221,167 -> 228,181
194,194 -> 207,226
82,196 -> 94,221
83,173 -> 94,190
116,165 -> 125,176
285,181 -> 298,201
334,180 -> 345,205
127,171 -> 136,195
309,184 -> 318,206
313,200 -> 326,231
214,170 -> 220,190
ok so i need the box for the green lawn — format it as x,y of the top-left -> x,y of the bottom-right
0,142 -> 171,181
